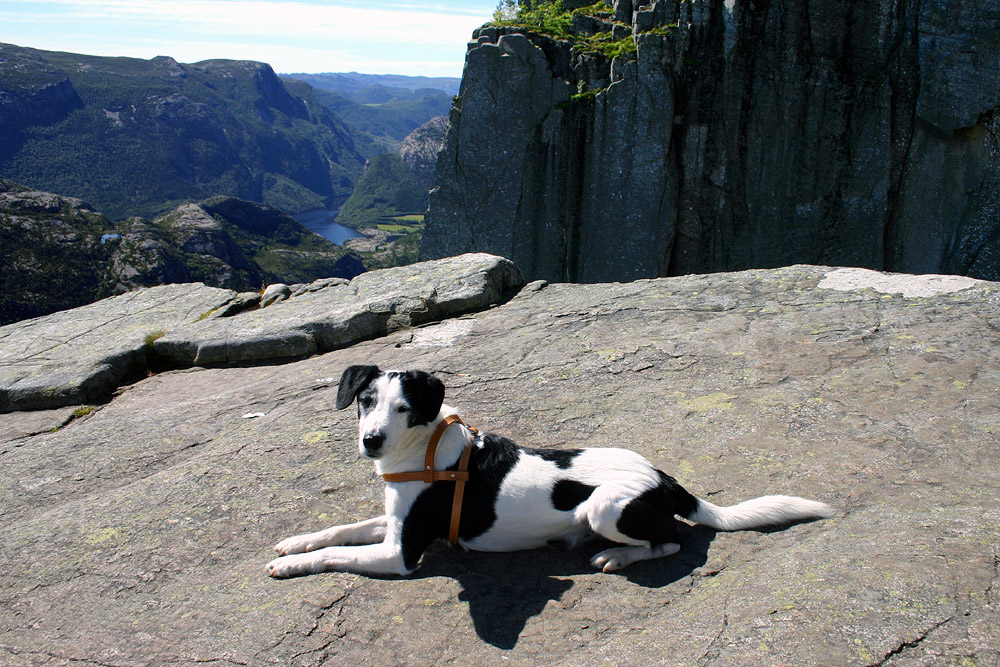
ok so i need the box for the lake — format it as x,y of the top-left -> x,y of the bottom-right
292,209 -> 363,246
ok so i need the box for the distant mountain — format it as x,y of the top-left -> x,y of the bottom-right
336,116 -> 448,229
281,72 -> 455,158
282,72 -> 461,104
0,179 -> 364,325
0,43 -> 367,220
308,88 -> 452,157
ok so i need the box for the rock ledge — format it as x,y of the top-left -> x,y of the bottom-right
0,253 -> 522,411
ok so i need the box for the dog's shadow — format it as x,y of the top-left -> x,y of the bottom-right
413,524 -> 716,650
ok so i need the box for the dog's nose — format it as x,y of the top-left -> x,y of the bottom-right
362,433 -> 384,453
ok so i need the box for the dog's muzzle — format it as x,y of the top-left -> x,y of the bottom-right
362,432 -> 385,457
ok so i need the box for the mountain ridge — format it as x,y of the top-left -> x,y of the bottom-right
0,42 -> 366,220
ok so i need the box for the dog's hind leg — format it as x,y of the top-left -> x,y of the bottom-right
591,542 -> 681,572
582,482 -> 686,572
274,515 -> 388,555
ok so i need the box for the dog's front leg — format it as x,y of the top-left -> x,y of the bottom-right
266,538 -> 409,578
274,515 -> 388,555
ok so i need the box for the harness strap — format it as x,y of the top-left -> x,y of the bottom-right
380,415 -> 477,545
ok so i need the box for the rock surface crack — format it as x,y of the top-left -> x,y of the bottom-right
864,615 -> 955,667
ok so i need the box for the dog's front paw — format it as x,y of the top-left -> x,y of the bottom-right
266,553 -> 320,579
274,534 -> 316,556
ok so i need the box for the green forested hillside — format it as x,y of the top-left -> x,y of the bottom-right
336,153 -> 427,227
0,43 -> 366,220
335,115 -> 448,229
0,180 -> 116,323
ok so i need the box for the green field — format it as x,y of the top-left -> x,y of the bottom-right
374,214 -> 424,234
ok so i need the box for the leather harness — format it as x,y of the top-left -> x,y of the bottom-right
380,415 -> 477,545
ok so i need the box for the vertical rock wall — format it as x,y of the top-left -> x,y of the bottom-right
422,0 -> 1000,282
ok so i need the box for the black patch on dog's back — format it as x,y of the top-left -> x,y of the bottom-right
534,448 -> 584,469
616,471 -> 698,547
400,433 -> 521,571
551,479 -> 596,511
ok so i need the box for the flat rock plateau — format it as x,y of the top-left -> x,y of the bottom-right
1,256 -> 998,666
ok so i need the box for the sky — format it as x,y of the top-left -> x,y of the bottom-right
0,0 -> 498,77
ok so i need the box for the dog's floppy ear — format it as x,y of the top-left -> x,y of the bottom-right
336,365 -> 381,409
401,370 -> 445,425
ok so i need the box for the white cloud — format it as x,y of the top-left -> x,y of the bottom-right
0,0 -> 492,75
15,0 -> 487,42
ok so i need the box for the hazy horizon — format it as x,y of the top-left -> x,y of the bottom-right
0,0 -> 496,77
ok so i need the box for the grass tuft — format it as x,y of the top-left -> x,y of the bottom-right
143,329 -> 166,350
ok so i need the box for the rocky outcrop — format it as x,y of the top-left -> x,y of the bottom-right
0,253 -> 522,411
1,182 -> 366,325
0,283 -> 235,412
1,262 -> 998,664
119,197 -> 366,292
0,179 -> 117,324
398,115 -> 449,179
152,253 -> 523,366
422,0 -> 1000,283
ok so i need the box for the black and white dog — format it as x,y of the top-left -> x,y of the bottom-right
266,365 -> 833,578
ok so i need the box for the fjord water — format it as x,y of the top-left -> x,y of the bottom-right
293,209 -> 362,245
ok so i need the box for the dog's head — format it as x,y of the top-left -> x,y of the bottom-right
335,365 -> 445,460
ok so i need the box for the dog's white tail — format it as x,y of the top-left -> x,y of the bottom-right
688,495 -> 834,531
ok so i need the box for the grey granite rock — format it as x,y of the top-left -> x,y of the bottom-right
153,253 -> 524,366
423,0 -> 1000,283
1,265 -> 997,664
0,282 -> 236,412
0,254 -> 523,412
397,115 -> 449,179
259,283 -> 291,308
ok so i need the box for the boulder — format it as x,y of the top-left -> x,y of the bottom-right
259,282 -> 292,307
0,254 -> 523,411
153,253 -> 524,366
1,264 -> 998,664
0,282 -> 235,412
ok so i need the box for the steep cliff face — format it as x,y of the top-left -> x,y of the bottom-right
422,0 -> 1000,282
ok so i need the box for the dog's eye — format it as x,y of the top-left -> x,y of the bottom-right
396,405 -> 410,413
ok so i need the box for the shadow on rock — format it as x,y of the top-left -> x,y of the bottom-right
415,524 -> 716,650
